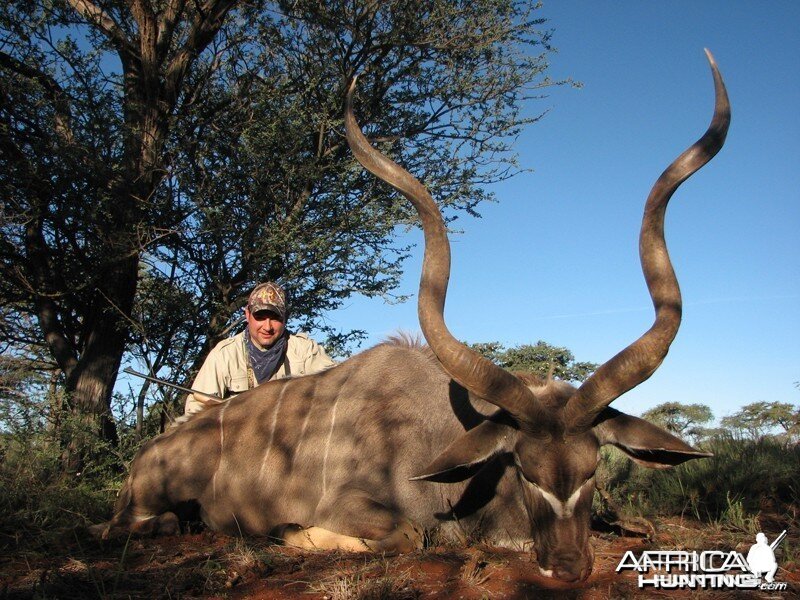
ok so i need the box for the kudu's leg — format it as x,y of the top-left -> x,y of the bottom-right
88,473 -> 180,540
93,511 -> 180,539
275,490 -> 424,553
276,520 -> 422,553
90,424 -> 219,539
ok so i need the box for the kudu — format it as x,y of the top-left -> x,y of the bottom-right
94,51 -> 729,583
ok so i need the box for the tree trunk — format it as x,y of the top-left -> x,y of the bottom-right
60,253 -> 139,473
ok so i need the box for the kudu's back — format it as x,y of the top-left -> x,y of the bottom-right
106,341 -> 529,544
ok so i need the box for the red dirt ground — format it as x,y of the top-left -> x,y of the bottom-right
1,518 -> 797,599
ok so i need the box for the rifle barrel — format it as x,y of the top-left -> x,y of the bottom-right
770,530 -> 787,551
123,367 -> 222,400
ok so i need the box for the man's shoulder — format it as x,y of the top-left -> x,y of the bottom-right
287,331 -> 317,355
285,332 -> 336,373
210,332 -> 245,355
288,331 -> 311,347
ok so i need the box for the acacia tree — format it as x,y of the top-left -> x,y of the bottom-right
140,0 -> 565,386
1,0 -> 564,459
640,402 -> 713,443
1,0 -> 242,467
470,340 -> 597,383
721,401 -> 800,441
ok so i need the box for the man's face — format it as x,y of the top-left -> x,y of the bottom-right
245,308 -> 286,348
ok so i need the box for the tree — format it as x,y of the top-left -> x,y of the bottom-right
721,402 -> 800,441
470,340 -> 597,383
1,0 -> 241,468
1,1 -> 565,462
640,402 -> 713,443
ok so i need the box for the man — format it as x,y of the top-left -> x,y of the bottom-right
746,532 -> 778,583
184,282 -> 335,416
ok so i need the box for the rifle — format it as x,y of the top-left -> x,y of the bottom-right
770,530 -> 787,552
123,367 -> 222,401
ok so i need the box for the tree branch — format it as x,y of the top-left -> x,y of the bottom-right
163,0 -> 237,108
0,50 -> 75,146
157,0 -> 189,63
65,0 -> 133,55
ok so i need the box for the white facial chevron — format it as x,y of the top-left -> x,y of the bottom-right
532,481 -> 586,519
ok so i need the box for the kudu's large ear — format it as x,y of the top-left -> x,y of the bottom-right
410,419 -> 516,483
594,408 -> 712,469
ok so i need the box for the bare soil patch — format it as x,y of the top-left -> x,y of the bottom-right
1,519 -> 797,599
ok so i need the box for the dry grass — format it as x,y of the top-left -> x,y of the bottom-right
309,558 -> 419,600
226,537 -> 265,571
460,549 -> 491,587
4,527 -> 798,599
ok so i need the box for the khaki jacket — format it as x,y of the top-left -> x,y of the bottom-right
184,331 -> 335,416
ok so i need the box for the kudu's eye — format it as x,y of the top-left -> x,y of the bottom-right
512,455 -> 538,484
522,473 -> 540,488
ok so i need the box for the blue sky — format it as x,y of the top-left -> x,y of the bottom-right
325,2 -> 800,423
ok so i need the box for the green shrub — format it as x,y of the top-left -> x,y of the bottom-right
0,403 -> 146,551
598,434 -> 800,524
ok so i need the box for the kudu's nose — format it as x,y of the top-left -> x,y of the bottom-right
550,553 -> 592,583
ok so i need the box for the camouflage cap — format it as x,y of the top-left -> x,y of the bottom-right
247,282 -> 287,321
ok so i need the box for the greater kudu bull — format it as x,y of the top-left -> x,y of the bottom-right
95,51 -> 729,582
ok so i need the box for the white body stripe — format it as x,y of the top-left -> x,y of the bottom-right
290,408 -> 313,470
322,397 -> 340,493
212,402 -> 230,501
258,381 -> 288,481
218,401 -> 228,450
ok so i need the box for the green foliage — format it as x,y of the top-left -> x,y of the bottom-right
469,340 -> 597,382
468,342 -> 506,366
0,389 -> 143,551
0,354 -> 55,432
599,434 -> 800,525
640,402 -> 713,443
721,401 -> 800,441
1,0 -> 569,434
717,492 -> 760,535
